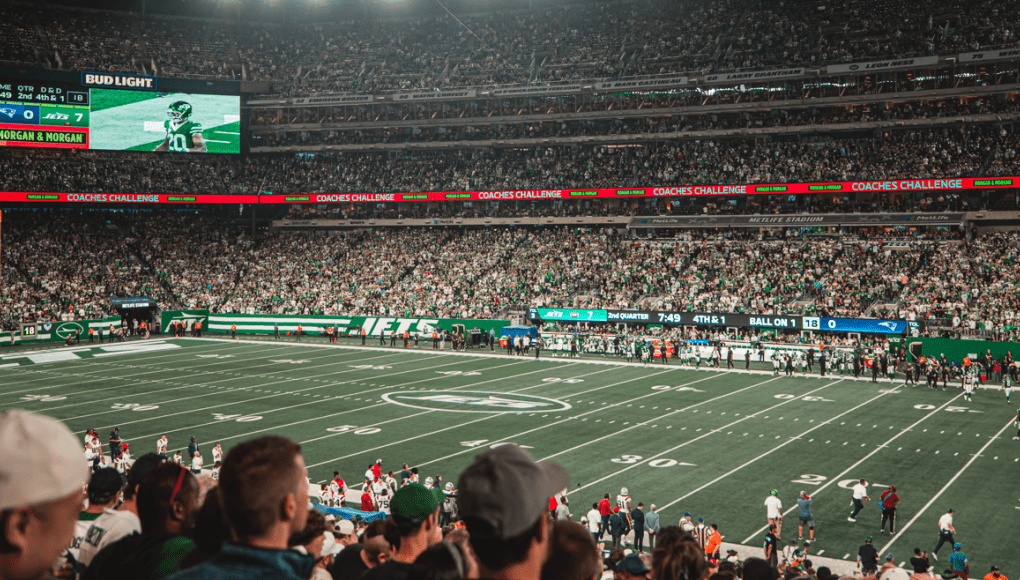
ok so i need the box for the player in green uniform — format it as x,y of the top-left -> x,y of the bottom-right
1004,375 -> 1013,404
155,101 -> 207,153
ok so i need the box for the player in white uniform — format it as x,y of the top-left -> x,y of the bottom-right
114,444 -> 132,474
172,451 -> 183,465
963,367 -> 978,401
156,435 -> 168,454
320,484 -> 333,506
377,488 -> 392,515
212,442 -> 223,464
330,473 -> 347,507
617,487 -> 632,528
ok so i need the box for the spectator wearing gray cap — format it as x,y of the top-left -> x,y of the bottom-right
458,444 -> 569,580
0,409 -> 91,580
164,435 -> 313,580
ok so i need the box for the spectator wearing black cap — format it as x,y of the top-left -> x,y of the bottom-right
72,468 -> 124,568
83,463 -> 201,580
458,444 -> 569,580
164,435 -> 313,580
983,566 -> 1006,580
78,454 -> 164,571
0,410 -> 92,580
360,483 -> 441,580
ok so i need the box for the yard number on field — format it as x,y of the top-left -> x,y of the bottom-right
461,440 -> 534,449
111,402 -> 160,411
612,455 -> 696,467
326,424 -> 381,435
914,404 -> 981,413
775,394 -> 833,402
20,394 -> 67,402
436,370 -> 481,376
349,365 -> 392,370
212,412 -> 262,422
543,377 -> 584,383
651,385 -> 705,392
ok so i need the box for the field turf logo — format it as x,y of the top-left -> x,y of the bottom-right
382,390 -> 571,413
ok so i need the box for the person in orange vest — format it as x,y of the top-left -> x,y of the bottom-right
665,340 -> 674,365
140,320 -> 147,338
432,331 -> 439,349
403,330 -> 410,347
88,327 -> 95,344
231,324 -> 237,340
361,327 -> 366,345
195,320 -> 201,337
296,324 -> 302,341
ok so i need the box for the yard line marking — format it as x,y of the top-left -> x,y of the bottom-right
305,413 -> 505,469
190,363 -> 617,456
878,415 -> 1017,559
0,341 -> 269,396
542,376 -> 784,462
65,354 -> 465,428
740,390 -> 963,544
135,359 -> 571,446
571,380 -> 847,497
413,372 -> 742,469
13,350 -> 408,416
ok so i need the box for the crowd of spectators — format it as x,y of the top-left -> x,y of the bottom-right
3,0 -> 1020,89
3,205 -> 1018,342
5,124 -> 1017,199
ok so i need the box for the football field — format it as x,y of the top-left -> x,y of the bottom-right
1,337 -> 1016,574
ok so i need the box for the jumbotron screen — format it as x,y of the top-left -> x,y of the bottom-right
0,72 -> 240,154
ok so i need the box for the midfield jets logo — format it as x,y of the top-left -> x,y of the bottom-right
382,390 -> 572,413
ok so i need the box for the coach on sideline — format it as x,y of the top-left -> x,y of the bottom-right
165,436 -> 315,580
0,410 -> 91,580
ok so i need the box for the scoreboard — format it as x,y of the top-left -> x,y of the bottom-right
0,78 -> 91,148
0,68 -> 240,154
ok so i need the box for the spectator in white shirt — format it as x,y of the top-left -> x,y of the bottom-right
191,450 -> 203,474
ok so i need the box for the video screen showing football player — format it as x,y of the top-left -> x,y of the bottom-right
154,101 -> 207,153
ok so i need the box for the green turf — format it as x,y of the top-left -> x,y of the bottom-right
1,337 -> 1016,573
89,88 -> 161,113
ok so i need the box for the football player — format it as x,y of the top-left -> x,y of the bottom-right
617,487 -> 632,528
155,101 -> 207,153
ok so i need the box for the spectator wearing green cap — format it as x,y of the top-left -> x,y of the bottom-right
857,536 -> 879,575
362,483 -> 441,580
947,543 -> 968,579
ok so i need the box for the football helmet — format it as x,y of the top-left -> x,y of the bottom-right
621,487 -> 628,496
167,101 -> 193,122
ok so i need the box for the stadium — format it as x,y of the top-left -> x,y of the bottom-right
0,0 -> 1018,579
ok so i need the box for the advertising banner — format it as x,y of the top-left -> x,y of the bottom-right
703,69 -> 805,84
258,177 -> 1014,205
293,95 -> 373,105
826,56 -> 939,74
392,89 -> 476,101
10,316 -> 123,344
627,213 -> 966,229
207,314 -> 508,337
161,310 -> 209,333
491,85 -> 585,97
958,48 -> 1020,63
594,77 -> 689,91
0,192 -> 260,204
